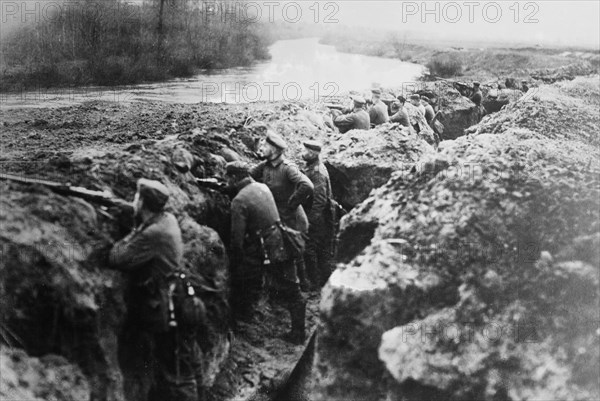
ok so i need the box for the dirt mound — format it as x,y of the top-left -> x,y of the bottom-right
322,124 -> 434,209
313,80 -> 600,400
0,347 -> 90,401
530,61 -> 599,83
467,76 -> 600,148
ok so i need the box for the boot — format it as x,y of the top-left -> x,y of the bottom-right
296,258 -> 311,292
283,301 -> 306,345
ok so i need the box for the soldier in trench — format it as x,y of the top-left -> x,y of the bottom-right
332,95 -> 371,133
421,95 -> 436,126
470,81 -> 486,120
368,88 -> 390,127
226,161 -> 279,323
250,131 -> 313,343
107,179 -> 202,401
389,95 -> 411,127
301,140 -> 336,289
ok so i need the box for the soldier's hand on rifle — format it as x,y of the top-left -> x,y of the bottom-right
111,198 -> 133,209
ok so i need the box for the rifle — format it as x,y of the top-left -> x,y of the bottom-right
0,172 -> 125,207
195,177 -> 228,192
324,103 -> 345,111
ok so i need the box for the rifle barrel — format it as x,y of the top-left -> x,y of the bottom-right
1,172 -> 118,206
0,172 -> 67,188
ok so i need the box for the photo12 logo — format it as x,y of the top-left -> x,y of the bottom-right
401,1 -> 540,23
199,81 -> 340,103
1,1 -> 141,24
183,1 -> 340,24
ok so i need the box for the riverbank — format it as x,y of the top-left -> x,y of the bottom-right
319,30 -> 600,82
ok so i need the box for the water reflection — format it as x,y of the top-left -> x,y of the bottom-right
1,37 -> 424,108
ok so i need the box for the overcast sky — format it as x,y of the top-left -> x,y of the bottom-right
1,0 -> 598,49
284,0 -> 600,48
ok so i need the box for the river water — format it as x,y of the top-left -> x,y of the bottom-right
0,37 -> 424,108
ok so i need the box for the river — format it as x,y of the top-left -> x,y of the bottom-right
0,37 -> 424,108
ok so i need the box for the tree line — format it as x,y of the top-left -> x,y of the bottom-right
1,0 -> 272,91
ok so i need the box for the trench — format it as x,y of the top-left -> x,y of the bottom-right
258,99 -> 497,400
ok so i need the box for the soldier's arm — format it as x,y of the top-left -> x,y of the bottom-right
109,228 -> 158,271
230,199 -> 247,265
249,162 -> 265,182
390,110 -> 410,126
284,163 -> 314,210
308,169 -> 328,223
333,113 -> 356,128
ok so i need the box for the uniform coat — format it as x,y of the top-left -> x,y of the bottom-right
333,108 -> 371,133
303,158 -> 335,286
368,100 -> 390,126
250,156 -> 313,233
230,177 -> 280,265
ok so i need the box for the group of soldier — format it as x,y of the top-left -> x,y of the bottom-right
228,132 -> 336,343
330,87 -> 442,134
330,83 -> 485,135
104,130 -> 336,400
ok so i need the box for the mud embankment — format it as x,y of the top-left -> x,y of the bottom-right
313,75 -> 600,401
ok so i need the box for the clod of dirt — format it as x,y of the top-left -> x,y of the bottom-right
0,347 -> 90,401
313,77 -> 600,401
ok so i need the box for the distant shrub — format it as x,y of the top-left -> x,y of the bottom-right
426,53 -> 464,77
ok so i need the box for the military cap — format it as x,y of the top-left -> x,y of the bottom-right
351,95 -> 366,105
266,131 -> 287,150
473,81 -> 480,86
137,178 -> 169,210
303,140 -> 322,152
225,161 -> 250,175
410,94 -> 421,101
371,88 -> 382,95
397,95 -> 406,103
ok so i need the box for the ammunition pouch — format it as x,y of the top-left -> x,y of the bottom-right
277,221 -> 306,260
171,272 -> 208,330
258,223 -> 288,264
